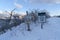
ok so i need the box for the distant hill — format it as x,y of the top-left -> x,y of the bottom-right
0,13 -> 10,19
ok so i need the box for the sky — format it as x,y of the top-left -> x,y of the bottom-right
0,0 -> 60,16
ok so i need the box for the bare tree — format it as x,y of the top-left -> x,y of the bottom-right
30,10 -> 38,23
0,8 -> 17,34
24,11 -> 31,31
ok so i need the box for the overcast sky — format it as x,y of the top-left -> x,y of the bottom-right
0,0 -> 60,16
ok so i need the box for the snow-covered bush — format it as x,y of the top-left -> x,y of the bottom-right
12,14 -> 21,26
30,11 -> 38,23
0,19 -> 10,33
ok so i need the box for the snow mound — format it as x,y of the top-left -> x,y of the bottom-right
0,17 -> 60,40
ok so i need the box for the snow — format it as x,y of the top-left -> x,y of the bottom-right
0,17 -> 60,40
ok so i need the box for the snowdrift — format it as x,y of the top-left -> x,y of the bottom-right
0,17 -> 60,40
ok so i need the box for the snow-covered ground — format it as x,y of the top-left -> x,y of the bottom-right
0,17 -> 60,40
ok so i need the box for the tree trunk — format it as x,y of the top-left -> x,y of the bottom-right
41,23 -> 43,29
27,23 -> 31,31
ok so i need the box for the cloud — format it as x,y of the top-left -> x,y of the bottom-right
14,3 -> 23,8
29,0 -> 60,4
19,12 -> 26,15
14,0 -> 23,8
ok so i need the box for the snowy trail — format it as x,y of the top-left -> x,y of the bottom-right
0,17 -> 60,40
